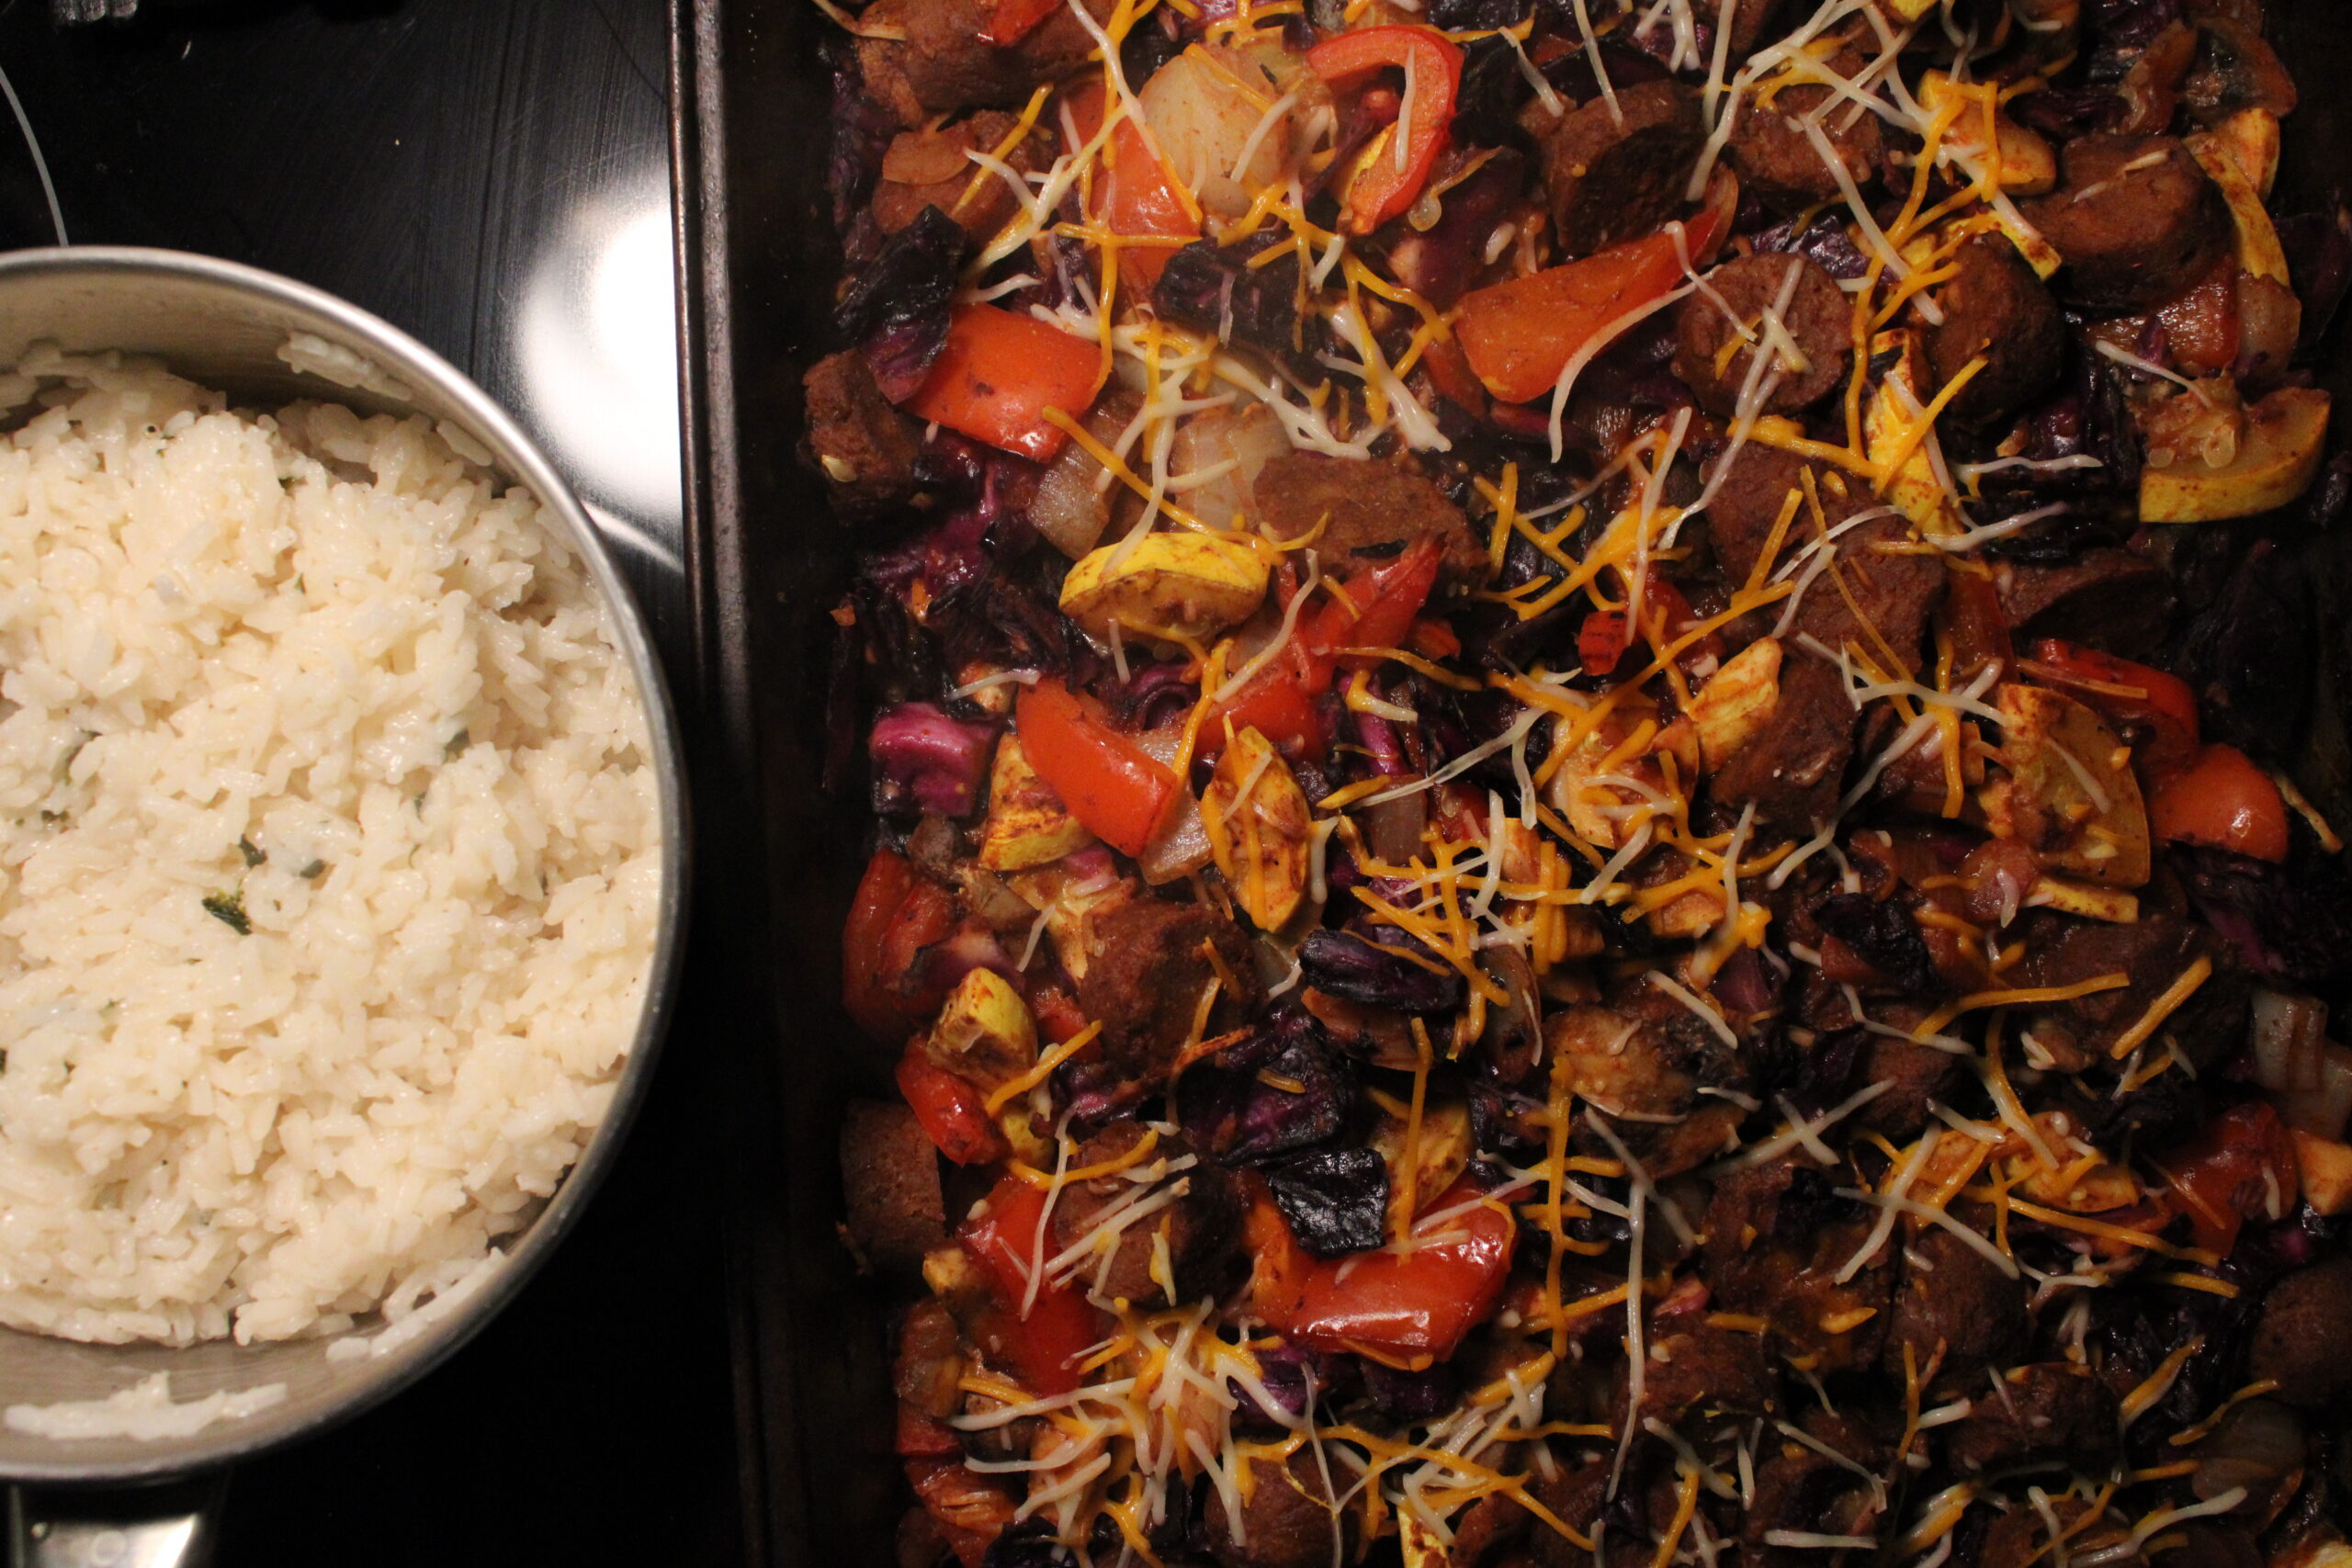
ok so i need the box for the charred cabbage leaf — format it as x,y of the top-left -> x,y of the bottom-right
1299,929 -> 1464,1015
1176,1012 -> 1352,1166
1813,893 -> 1937,995
1263,1146 -> 1388,1257
837,206 -> 965,401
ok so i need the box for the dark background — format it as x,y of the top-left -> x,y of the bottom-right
0,3 -> 748,1563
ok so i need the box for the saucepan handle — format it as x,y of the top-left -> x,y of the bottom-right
6,1476 -> 226,1568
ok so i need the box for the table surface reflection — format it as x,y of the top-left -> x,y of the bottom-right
0,5 -> 743,1564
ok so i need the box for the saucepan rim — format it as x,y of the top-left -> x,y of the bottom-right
0,244 -> 690,1483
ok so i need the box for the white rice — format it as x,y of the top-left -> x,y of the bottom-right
5,1371 -> 288,1440
0,347 -> 661,1346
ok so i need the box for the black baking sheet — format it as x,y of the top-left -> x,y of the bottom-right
668,4 -> 2352,1564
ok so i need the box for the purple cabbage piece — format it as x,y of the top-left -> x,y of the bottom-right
837,207 -> 966,402
826,58 -> 900,233
868,703 -> 997,818
1057,1057 -> 1142,1133
1448,36 -> 1533,150
1751,214 -> 1871,282
1153,234 -> 1313,368
1108,660 -> 1200,733
1300,929 -> 1464,1015
1541,39 -> 1670,105
1359,1357 -> 1459,1421
1381,150 -> 1527,310
923,924 -> 1018,993
2302,454 -> 2352,530
1975,349 -> 2143,558
1229,1344 -> 1315,1426
2277,207 -> 2352,357
1263,1147 -> 1389,1258
866,463 -> 1075,680
1812,893 -> 1936,995
2181,540 -> 2312,752
1176,1011 -> 1353,1166
1468,1079 -> 1547,1159
2075,1067 -> 2201,1146
2094,1261 -> 2261,1451
2010,85 -> 2128,139
2088,0 -> 2182,51
1780,1025 -> 1868,1118
1712,945 -> 1781,1017
2179,843 -> 2352,991
1429,0 -> 1527,28
1354,707 -> 1411,776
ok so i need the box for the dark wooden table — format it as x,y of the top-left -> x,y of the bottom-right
0,4 -> 747,1562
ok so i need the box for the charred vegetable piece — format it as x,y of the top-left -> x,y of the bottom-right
1175,1012 -> 1352,1165
1261,1146 -> 1389,1257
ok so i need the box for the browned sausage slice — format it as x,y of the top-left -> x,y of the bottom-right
2249,1257 -> 2352,1409
1944,1362 -> 2120,1474
1883,1225 -> 2028,1389
804,351 -> 926,518
1673,252 -> 1853,417
1203,1449 -> 1353,1568
1702,1156 -> 1894,1374
1926,234 -> 2066,428
1530,79 -> 1706,259
1076,897 -> 1262,1082
842,1100 -> 948,1276
2017,913 -> 2246,1067
1252,451 -> 1486,581
1993,547 -> 2175,656
2023,133 -> 2232,310
1047,1122 -> 1240,1309
1726,51 -> 1886,213
857,0 -> 1114,128
1699,445 -> 1945,829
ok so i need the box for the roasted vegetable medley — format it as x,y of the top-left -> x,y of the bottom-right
809,0 -> 2352,1562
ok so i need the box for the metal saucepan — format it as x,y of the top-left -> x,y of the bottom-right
0,248 -> 690,1565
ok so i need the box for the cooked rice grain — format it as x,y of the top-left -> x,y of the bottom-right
0,349 -> 660,1345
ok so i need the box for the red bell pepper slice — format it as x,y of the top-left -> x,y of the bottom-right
1577,611 -> 1630,675
1014,678 -> 1180,858
905,1457 -> 1015,1568
1577,577 -> 1703,678
895,1404 -> 966,1458
1938,570 -> 2014,684
1066,81 -> 1198,293
904,304 -> 1107,463
958,1174 -> 1108,1396
1455,210 -> 1723,406
1314,534 -> 1444,664
2151,742 -> 2290,863
1306,28 -> 1464,235
1246,1176 -> 1516,1366
2027,638 -> 2200,784
1205,535 -> 1444,761
978,0 -> 1057,45
1027,981 -> 1093,1045
896,1039 -> 1010,1165
2154,1101 -> 2300,1254
842,847 -> 962,1042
